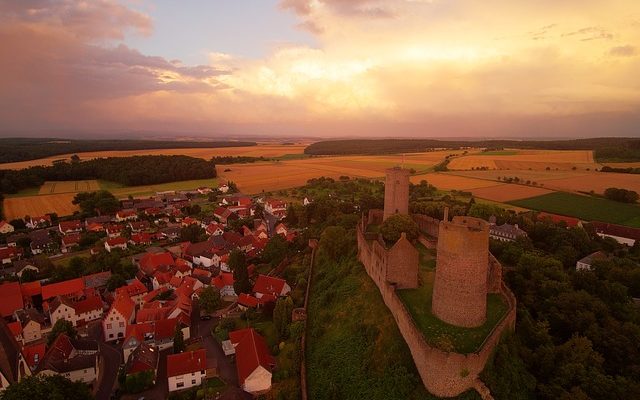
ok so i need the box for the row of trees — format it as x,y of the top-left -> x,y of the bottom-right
0,155 -> 216,194
604,187 -> 639,203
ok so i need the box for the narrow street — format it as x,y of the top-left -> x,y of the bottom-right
96,341 -> 122,400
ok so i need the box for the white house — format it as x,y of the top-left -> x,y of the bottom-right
103,295 -> 135,342
0,221 -> 14,234
49,296 -> 104,327
105,237 -> 128,253
576,251 -> 608,271
167,349 -> 207,392
229,328 -> 275,395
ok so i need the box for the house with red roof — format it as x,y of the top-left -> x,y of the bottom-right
229,328 -> 275,395
130,233 -> 152,246
61,232 -> 81,253
122,323 -> 154,361
115,279 -> 149,307
49,295 -> 104,327
252,275 -> 291,300
590,221 -> 640,247
7,321 -> 22,344
125,342 -> 158,387
264,198 -> 287,215
212,272 -> 236,297
152,271 -> 175,290
22,342 -> 46,372
167,349 -> 207,392
37,334 -> 99,386
237,293 -> 259,310
116,209 -> 138,222
105,223 -> 124,238
58,220 -> 82,235
0,221 -> 14,234
105,237 -> 128,252
103,294 -> 135,342
15,308 -> 46,344
0,282 -> 24,318
138,252 -> 175,276
128,221 -> 150,233
20,280 -> 41,308
206,223 -> 224,236
213,207 -> 238,225
28,215 -> 52,229
0,247 -> 21,265
41,278 -> 85,302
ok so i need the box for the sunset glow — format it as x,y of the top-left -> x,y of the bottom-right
0,0 -> 639,137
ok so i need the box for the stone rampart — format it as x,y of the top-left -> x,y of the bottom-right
356,212 -> 516,397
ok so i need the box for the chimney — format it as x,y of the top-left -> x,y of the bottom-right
443,207 -> 449,222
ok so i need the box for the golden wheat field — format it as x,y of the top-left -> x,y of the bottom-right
38,180 -> 100,195
410,173 -> 501,190
447,150 -> 597,171
0,144 -> 308,170
3,193 -> 79,220
468,184 -> 554,202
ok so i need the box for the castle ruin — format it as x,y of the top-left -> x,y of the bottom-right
356,167 -> 516,397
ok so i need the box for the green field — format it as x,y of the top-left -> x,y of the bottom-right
397,246 -> 508,354
102,178 -> 218,198
509,192 -> 640,227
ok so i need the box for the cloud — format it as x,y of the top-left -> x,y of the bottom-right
609,45 -> 637,57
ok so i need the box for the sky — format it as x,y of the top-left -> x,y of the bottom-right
0,0 -> 639,139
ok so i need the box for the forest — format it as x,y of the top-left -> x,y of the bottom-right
0,138 -> 255,163
0,155 -> 216,194
304,138 -> 640,161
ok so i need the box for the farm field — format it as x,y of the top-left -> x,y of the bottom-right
447,150 -> 597,171
107,178 -> 218,197
409,173 -> 501,190
0,144 -> 307,170
38,180 -> 100,195
510,192 -> 640,227
218,151 -> 455,194
469,184 -> 554,202
450,170 -> 640,195
3,193 -> 79,220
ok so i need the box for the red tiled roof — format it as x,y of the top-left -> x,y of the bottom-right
7,321 -> 22,337
0,247 -> 18,260
22,342 -> 46,370
252,275 -> 289,297
62,232 -> 81,246
59,220 -> 82,232
229,328 -> 275,386
111,294 -> 135,320
115,279 -> 148,298
106,237 -> 127,246
136,306 -> 171,323
125,322 -> 154,343
537,212 -> 580,227
212,272 -> 234,289
238,293 -> 259,308
41,278 -> 85,301
74,295 -> 103,315
166,349 -> 207,377
21,281 -> 42,298
130,233 -> 152,244
139,252 -> 175,275
154,318 -> 178,340
591,221 -> 640,241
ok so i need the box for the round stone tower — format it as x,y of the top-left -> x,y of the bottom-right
431,214 -> 489,328
383,167 -> 410,221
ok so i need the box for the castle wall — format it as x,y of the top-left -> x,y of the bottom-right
387,234 -> 419,289
356,214 -> 516,398
413,214 -> 440,238
432,217 -> 490,328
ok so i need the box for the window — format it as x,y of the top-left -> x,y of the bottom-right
177,382 -> 184,388
109,333 -> 114,338
192,380 -> 196,385
107,323 -> 112,329
119,322 -> 124,327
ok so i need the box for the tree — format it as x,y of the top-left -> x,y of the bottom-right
47,320 -> 77,346
19,268 -> 38,283
230,249 -> 251,295
0,374 -> 93,400
180,224 -> 206,243
107,273 -> 127,291
262,235 -> 288,267
8,219 -> 25,230
173,326 -> 185,353
198,286 -> 221,313
72,190 -> 119,216
317,226 -> 352,262
604,187 -> 639,203
379,214 -> 419,244
273,297 -> 294,340
123,370 -> 155,394
70,154 -> 80,163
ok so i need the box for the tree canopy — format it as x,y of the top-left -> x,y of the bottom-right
380,214 -> 419,244
0,375 -> 93,400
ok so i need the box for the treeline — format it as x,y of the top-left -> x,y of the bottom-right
0,155 -> 216,194
604,187 -> 639,203
601,165 -> 640,174
210,156 -> 268,164
0,138 -> 255,163
304,138 -> 640,161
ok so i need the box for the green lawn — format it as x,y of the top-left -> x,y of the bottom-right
397,250 -> 508,354
4,186 -> 41,198
509,191 -> 640,227
104,178 -> 218,198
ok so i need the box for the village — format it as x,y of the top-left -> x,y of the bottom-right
0,182 -> 308,400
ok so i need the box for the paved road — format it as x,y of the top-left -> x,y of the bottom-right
96,342 -> 122,400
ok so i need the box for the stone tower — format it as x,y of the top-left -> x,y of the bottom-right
383,167 -> 410,221
431,211 -> 490,328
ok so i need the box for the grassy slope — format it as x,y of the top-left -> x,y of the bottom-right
509,191 -> 640,227
307,247 -> 480,400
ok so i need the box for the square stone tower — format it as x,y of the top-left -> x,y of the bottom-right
383,167 -> 410,221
